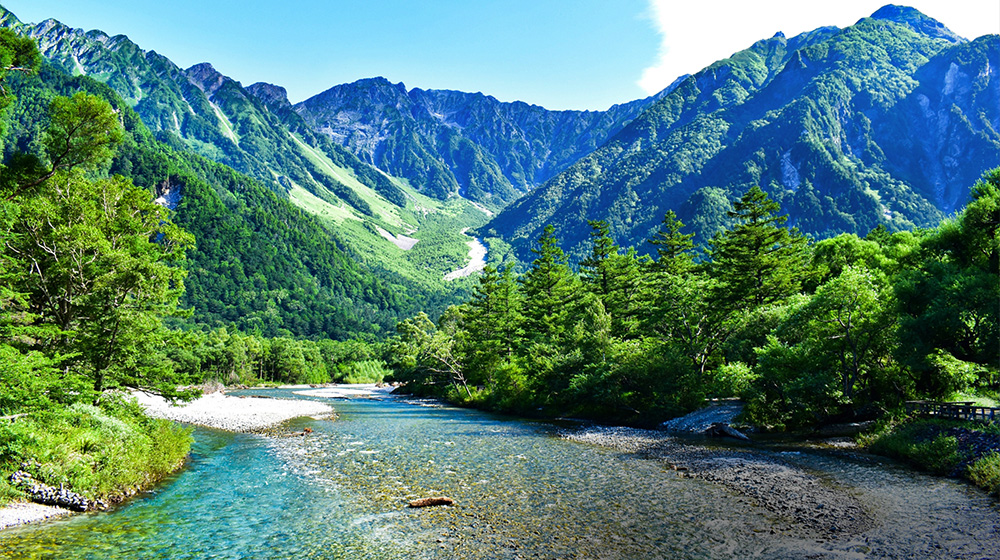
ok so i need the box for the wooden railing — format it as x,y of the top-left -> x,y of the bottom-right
906,400 -> 999,422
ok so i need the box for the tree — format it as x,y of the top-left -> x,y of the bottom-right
2,93 -> 194,400
748,267 -> 899,427
520,225 -> 579,342
0,28 -> 39,116
707,186 -> 810,311
895,168 -> 1000,395
648,210 -> 697,276
580,219 -> 619,299
580,220 -> 645,338
461,264 -> 524,388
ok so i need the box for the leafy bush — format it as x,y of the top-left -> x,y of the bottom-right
864,419 -> 963,475
0,395 -> 192,506
967,452 -> 1000,498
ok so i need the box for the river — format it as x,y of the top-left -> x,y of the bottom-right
2,390 -> 998,559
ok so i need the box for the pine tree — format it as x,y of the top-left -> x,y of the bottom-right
520,225 -> 579,342
462,264 -> 524,386
648,210 -> 697,276
707,186 -> 809,312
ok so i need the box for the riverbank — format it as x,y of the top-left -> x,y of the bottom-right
132,390 -> 334,432
566,426 -> 873,538
0,502 -> 73,530
1,390 -> 335,531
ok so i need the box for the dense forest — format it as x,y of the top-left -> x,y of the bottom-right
388,173 -> 999,428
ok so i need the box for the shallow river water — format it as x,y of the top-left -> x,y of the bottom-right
2,390 -> 998,559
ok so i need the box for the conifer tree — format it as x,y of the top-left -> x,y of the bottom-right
707,186 -> 809,312
462,264 -> 524,386
520,225 -> 578,341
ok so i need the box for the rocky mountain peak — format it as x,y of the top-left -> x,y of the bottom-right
185,62 -> 229,95
247,82 -> 292,111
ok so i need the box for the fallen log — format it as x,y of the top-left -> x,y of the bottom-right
706,422 -> 752,441
407,496 -> 454,508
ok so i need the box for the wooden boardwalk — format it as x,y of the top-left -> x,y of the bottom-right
906,400 -> 999,422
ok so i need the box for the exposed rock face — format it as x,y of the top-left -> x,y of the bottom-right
247,82 -> 293,112
294,78 -> 673,206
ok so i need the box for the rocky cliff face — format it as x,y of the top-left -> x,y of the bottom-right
295,78 -> 672,207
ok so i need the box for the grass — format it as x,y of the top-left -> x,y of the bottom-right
861,416 -> 1000,497
0,393 -> 192,507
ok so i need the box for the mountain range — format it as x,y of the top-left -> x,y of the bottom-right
1,3 -> 997,335
481,5 -> 999,260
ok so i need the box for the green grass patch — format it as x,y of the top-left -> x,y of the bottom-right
863,418 -> 964,475
0,393 -> 192,507
334,360 -> 392,384
862,417 -> 1000,498
968,452 -> 1000,498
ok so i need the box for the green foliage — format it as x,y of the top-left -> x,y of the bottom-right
967,453 -> 1000,498
0,393 -> 192,505
865,419 -> 964,476
388,174 -> 999,429
707,186 -> 810,310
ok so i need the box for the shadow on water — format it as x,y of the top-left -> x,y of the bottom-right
2,389 -> 998,559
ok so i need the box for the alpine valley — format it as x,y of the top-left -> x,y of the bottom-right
2,4 -> 996,317
3,4 -> 1000,554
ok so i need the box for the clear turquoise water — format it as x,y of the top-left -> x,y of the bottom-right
2,391 -> 998,559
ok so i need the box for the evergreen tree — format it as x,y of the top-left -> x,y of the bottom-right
648,210 -> 697,276
707,186 -> 810,311
520,225 -> 579,341
461,264 -> 524,387
580,220 -> 619,299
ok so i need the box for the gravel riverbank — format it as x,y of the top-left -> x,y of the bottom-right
132,390 -> 334,432
0,502 -> 72,530
566,426 -> 873,539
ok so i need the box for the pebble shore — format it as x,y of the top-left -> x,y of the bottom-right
132,390 -> 334,432
0,502 -> 72,530
566,426 -> 873,538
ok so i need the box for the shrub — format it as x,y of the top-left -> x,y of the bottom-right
967,452 -> 1000,497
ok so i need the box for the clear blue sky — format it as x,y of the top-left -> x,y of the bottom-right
1,1 -> 996,110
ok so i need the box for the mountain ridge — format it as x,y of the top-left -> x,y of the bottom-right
479,7 -> 999,262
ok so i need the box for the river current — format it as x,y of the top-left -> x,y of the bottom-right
2,390 -> 998,559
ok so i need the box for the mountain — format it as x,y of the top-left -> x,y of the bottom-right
294,78 -> 672,208
480,6 -> 1000,261
1,64 -> 417,338
0,8 -> 409,217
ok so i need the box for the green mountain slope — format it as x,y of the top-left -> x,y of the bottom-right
294,78 -> 672,209
2,63 -> 423,338
0,5 -> 501,299
481,6 -> 1000,261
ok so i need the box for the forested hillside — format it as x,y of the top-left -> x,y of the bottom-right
391,171 -> 999,428
2,63 -> 418,338
481,6 -> 1000,262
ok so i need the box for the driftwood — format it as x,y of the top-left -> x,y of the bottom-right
407,496 -> 454,508
705,422 -> 752,441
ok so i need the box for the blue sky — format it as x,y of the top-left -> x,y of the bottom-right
2,1 -> 997,110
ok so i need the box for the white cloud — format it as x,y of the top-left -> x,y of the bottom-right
639,0 -> 1000,95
